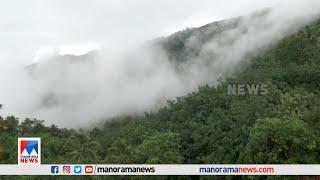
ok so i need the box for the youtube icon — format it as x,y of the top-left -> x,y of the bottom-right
85,166 -> 94,174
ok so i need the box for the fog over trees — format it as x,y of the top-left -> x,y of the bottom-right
0,1 -> 320,179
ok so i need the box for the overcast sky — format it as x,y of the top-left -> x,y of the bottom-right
2,0 -> 320,127
0,0 -> 282,65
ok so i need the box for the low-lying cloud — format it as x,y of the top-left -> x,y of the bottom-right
0,0 -> 320,127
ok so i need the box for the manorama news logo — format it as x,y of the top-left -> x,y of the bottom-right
18,138 -> 41,165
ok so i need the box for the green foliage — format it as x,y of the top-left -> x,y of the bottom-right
1,17 -> 320,180
239,118 -> 318,163
134,132 -> 183,164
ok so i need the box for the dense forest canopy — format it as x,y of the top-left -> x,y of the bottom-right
0,15 -> 320,180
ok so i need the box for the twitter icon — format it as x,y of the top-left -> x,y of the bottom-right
74,166 -> 82,174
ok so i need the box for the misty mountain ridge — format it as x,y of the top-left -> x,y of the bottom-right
2,6 -> 320,127
24,12 -> 267,117
1,11 -> 320,165
28,9 -> 271,68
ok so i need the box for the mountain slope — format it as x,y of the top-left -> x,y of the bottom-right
1,18 -> 320,168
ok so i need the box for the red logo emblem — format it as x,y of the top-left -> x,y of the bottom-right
85,165 -> 93,174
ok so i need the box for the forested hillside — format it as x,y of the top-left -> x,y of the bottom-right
1,16 -> 320,179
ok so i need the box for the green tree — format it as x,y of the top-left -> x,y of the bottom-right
134,132 -> 183,164
239,117 -> 318,163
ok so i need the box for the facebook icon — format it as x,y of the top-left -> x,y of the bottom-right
51,166 -> 59,174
